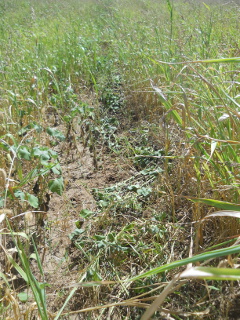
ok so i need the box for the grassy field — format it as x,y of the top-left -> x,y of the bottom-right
0,0 -> 240,319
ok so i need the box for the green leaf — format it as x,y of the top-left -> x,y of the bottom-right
31,122 -> 43,133
39,282 -> 51,289
48,177 -> 64,195
94,235 -> 106,241
14,190 -> 26,201
137,187 -> 152,197
129,245 -> 240,282
18,123 -> 42,136
187,198 -> 240,211
33,147 -> 51,161
46,127 -> 65,141
0,197 -> 4,208
48,149 -> 58,158
29,253 -> 37,260
181,267 -> 240,281
75,220 -> 83,228
127,184 -> 140,192
69,228 -> 85,240
18,146 -> 31,160
18,124 -> 32,136
18,292 -> 29,302
208,286 -> 220,291
99,200 -> 109,208
26,193 -> 39,208
140,167 -> 163,176
51,163 -> 62,175
79,209 -> 94,218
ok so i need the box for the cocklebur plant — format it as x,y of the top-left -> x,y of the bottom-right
0,124 -> 65,319
0,125 -> 64,212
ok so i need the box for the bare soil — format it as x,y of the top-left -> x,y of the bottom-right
31,123 -> 133,318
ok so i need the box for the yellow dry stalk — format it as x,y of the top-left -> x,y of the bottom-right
0,168 -> 7,191
25,211 -> 34,225
24,302 -> 38,320
3,288 -> 21,320
0,209 -> 13,218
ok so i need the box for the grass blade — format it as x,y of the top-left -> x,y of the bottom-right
129,245 -> 240,282
203,211 -> 240,219
181,267 -> 240,281
187,198 -> 240,211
